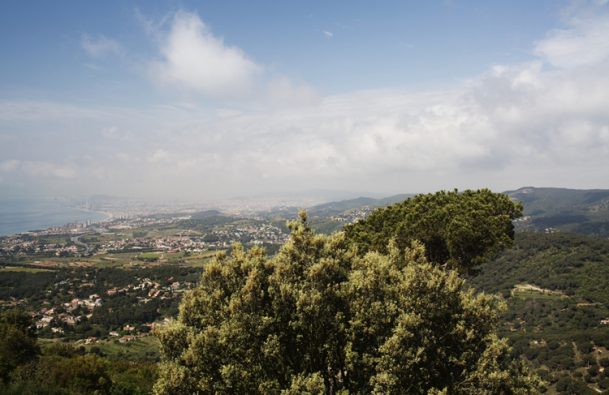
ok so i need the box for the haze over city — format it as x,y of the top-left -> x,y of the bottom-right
1,0 -> 609,202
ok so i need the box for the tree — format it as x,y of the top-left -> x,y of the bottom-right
344,189 -> 523,272
154,213 -> 536,394
0,309 -> 39,383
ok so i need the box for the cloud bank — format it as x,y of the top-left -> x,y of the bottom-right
2,5 -> 609,200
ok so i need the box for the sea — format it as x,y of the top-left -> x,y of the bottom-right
0,198 -> 109,236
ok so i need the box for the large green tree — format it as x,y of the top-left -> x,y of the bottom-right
344,189 -> 523,272
154,212 -> 536,394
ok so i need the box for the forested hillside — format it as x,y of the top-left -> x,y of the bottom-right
507,187 -> 609,236
472,232 -> 609,394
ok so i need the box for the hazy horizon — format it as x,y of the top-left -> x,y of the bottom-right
2,0 -> 609,202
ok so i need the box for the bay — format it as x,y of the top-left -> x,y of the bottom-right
0,198 -> 108,236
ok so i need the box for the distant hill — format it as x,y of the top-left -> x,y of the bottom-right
306,196 -> 378,216
505,187 -> 609,236
300,193 -> 412,234
374,193 -> 412,207
307,194 -> 411,217
257,193 -> 413,234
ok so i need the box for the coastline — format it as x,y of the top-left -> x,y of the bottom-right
73,206 -> 114,221
0,200 -> 112,237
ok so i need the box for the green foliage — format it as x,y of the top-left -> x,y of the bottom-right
471,232 -> 609,304
37,354 -> 112,394
154,214 -> 536,394
506,187 -> 609,236
0,309 -> 156,394
471,232 -> 609,394
0,309 -> 39,383
1,342 -> 157,395
554,374 -> 596,394
344,189 -> 522,272
135,252 -> 160,262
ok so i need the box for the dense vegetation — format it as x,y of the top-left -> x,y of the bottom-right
345,189 -> 522,272
507,187 -> 609,236
155,191 -> 536,394
0,310 -> 156,395
0,266 -> 201,337
471,232 -> 609,394
0,309 -> 39,383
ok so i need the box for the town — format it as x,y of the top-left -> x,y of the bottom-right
0,212 -> 289,259
0,206 -> 378,347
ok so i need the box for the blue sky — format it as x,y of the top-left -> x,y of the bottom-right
1,1 -> 564,100
1,0 -> 609,202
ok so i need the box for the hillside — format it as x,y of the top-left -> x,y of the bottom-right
306,193 -> 411,216
471,232 -> 609,394
506,187 -> 609,236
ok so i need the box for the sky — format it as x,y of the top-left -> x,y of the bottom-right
1,0 -> 609,202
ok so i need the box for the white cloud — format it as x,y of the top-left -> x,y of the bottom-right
535,5 -> 609,68
145,10 -> 318,104
81,34 -> 122,58
322,30 -> 334,38
150,11 -> 261,97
